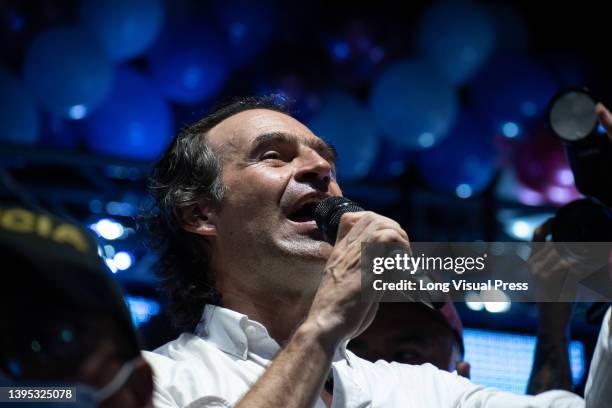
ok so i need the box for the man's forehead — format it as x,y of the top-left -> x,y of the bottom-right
207,108 -> 320,149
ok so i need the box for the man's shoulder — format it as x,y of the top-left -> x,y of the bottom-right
143,332 -> 225,364
143,332 -> 267,407
341,349 -> 451,386
343,349 -> 440,375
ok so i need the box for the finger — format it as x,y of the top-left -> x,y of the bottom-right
595,103 -> 612,142
532,218 -> 554,242
530,218 -> 555,258
530,240 -> 554,265
335,211 -> 364,243
367,228 -> 409,245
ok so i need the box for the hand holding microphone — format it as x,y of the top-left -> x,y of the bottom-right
304,197 -> 410,350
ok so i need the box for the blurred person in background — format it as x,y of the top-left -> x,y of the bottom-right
527,219 -> 576,395
526,103 -> 612,395
349,302 -> 470,377
0,205 -> 154,407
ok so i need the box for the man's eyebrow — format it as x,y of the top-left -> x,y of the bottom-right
251,132 -> 337,163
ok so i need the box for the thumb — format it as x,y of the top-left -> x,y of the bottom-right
532,218 -> 554,243
595,103 -> 612,142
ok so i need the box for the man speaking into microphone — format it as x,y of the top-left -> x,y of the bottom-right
142,96 -> 612,407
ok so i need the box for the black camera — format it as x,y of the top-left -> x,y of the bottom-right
546,90 -> 612,313
547,88 -> 612,247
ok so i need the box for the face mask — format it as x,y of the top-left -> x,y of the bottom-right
1,358 -> 138,408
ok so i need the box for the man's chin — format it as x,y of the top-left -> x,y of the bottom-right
278,236 -> 331,262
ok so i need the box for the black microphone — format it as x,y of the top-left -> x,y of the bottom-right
314,197 -> 363,244
315,197 -> 444,309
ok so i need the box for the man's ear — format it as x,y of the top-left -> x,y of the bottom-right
174,200 -> 217,237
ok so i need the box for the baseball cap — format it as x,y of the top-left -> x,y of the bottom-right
0,205 -> 141,377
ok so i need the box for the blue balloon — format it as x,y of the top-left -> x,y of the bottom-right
39,112 -> 80,149
366,138 -> 414,182
0,68 -> 39,145
370,59 -> 459,151
24,26 -> 114,119
486,3 -> 529,52
80,0 -> 164,62
469,53 -> 558,133
82,68 -> 173,160
417,110 -> 497,195
307,91 -> 379,182
148,25 -> 229,105
418,1 -> 496,85
213,0 -> 277,67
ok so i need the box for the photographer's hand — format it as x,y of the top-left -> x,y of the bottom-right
526,219 -> 574,394
595,103 -> 612,141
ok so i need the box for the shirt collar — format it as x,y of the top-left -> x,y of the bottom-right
195,305 -> 352,365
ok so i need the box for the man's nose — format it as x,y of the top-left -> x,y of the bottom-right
294,148 -> 333,188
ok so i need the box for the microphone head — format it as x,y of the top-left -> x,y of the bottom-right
315,197 -> 363,244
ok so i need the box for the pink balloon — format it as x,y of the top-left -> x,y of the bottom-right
514,126 -> 581,206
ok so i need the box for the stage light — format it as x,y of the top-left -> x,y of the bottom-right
556,169 -> 574,186
418,132 -> 435,148
510,221 -> 531,240
502,213 -> 554,241
113,251 -> 133,271
597,124 -> 606,134
502,122 -> 520,138
517,183 -> 546,206
91,218 -> 124,240
483,301 -> 511,313
546,185 -> 575,205
103,245 -> 115,258
104,257 -> 118,273
456,184 -> 473,199
68,105 -> 87,120
481,289 -> 511,313
126,296 -> 160,326
465,292 -> 484,311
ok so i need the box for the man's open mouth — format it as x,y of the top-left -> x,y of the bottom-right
287,199 -> 320,223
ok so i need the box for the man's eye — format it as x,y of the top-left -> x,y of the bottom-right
261,151 -> 282,160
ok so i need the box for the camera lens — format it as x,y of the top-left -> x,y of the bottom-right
549,89 -> 598,142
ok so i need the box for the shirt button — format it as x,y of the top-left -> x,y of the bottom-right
245,325 -> 257,337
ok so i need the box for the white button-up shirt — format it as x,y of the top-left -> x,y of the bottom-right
144,305 -> 612,408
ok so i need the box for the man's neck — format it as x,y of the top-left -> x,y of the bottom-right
218,284 -> 316,346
